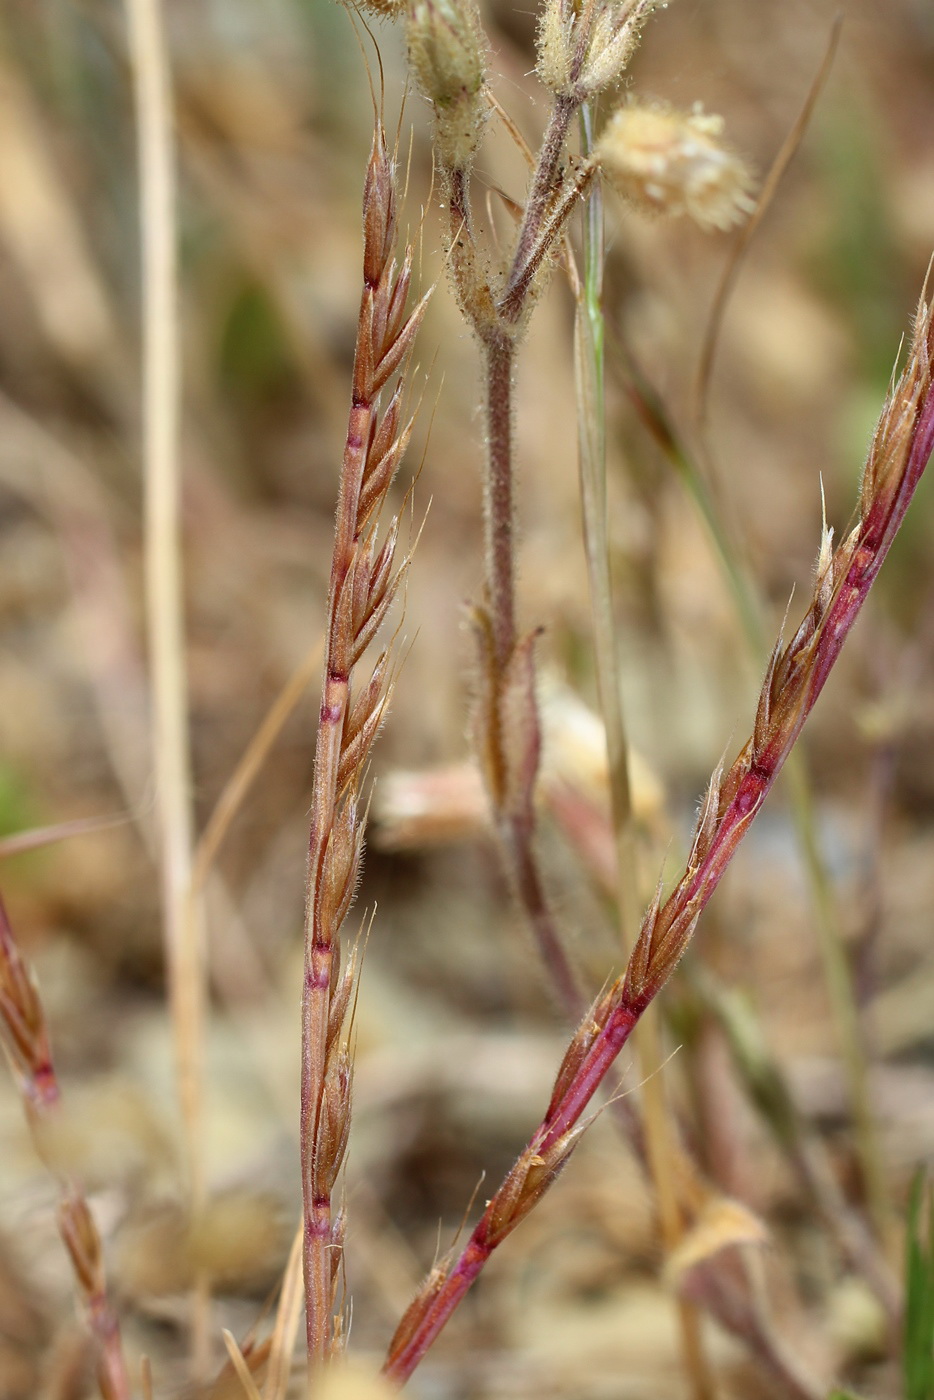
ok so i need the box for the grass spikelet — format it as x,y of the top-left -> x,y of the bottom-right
0,900 -> 129,1400
300,117 -> 429,1371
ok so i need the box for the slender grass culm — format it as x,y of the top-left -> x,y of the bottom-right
0,2 -> 934,1398
300,116 -> 429,1370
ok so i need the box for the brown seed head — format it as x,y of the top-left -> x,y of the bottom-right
484,1127 -> 583,1248
363,134 -> 397,290
0,901 -> 58,1111
317,1047 -> 353,1194
59,1191 -> 105,1302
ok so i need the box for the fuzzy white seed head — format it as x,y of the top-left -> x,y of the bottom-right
596,101 -> 755,231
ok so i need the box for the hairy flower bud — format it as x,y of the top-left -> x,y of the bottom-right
536,0 -> 574,94
596,101 -> 755,231
579,0 -> 660,95
407,0 -> 486,167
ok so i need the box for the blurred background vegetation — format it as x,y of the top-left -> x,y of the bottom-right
0,0 -> 933,1396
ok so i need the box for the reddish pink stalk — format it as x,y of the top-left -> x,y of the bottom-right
382,294 -> 934,1385
300,126 -> 428,1365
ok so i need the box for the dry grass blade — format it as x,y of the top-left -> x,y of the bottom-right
125,0 -> 211,1370
0,813 -> 131,862
693,13 -> 843,425
222,1331 -> 265,1400
263,1223 -> 304,1400
193,639 -> 324,890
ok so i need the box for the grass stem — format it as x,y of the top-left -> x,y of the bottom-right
575,100 -> 715,1400
124,0 -> 207,1368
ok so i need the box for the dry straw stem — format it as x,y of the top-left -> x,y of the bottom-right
262,1223 -> 305,1400
192,638 -> 324,892
301,121 -> 429,1368
0,900 -> 130,1400
381,291 -> 934,1383
124,0 -> 203,1213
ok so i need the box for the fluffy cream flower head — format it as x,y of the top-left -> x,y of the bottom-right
596,101 -> 755,231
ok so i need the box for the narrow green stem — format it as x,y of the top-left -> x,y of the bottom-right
575,106 -> 637,941
576,104 -> 715,1400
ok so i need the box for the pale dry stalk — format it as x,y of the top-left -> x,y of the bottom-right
0,901 -> 130,1400
381,292 -> 934,1384
301,124 -> 428,1368
123,0 -> 205,1230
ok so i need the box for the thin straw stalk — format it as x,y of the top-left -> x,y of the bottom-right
192,639 -> 324,892
263,1223 -> 305,1400
301,124 -> 428,1368
124,0 -> 202,1205
125,0 -> 209,1367
382,290 -> 934,1384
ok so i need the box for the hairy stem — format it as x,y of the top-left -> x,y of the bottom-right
503,93 -> 577,309
483,331 -> 517,669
